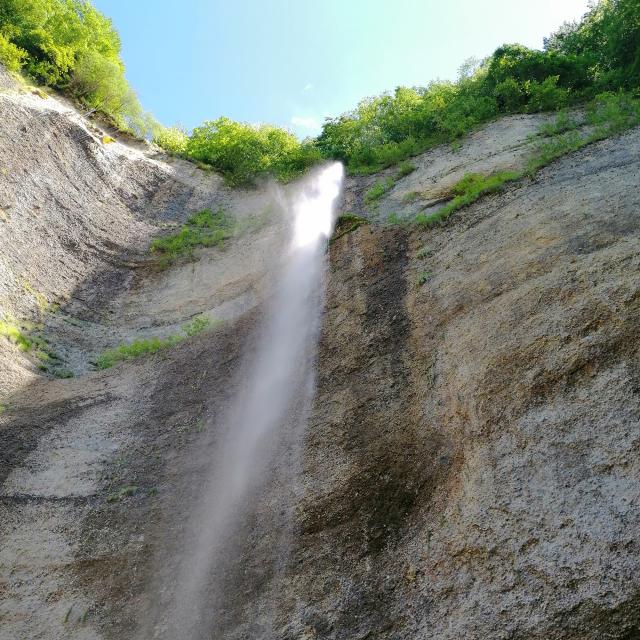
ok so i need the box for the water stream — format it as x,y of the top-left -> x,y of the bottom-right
147,162 -> 344,638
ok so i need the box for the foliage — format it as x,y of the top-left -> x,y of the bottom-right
364,177 -> 395,203
402,191 -> 422,203
396,161 -> 416,178
0,32 -> 26,71
186,117 -> 322,186
538,110 -> 580,136
417,271 -> 431,285
96,315 -> 213,369
317,0 -> 640,174
0,317 -> 31,351
153,125 -> 188,156
586,90 -> 640,135
0,0 -> 156,137
150,209 -> 234,265
544,0 -> 640,90
417,91 -> 640,227
416,171 -> 521,227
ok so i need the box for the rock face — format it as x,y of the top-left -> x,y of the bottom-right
1,65 -> 640,639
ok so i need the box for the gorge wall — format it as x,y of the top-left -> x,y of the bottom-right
1,65 -> 640,639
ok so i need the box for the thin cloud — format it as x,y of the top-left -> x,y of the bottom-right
291,115 -> 321,130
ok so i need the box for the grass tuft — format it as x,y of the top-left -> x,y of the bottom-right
364,177 -> 395,204
151,209 -> 234,266
416,170 -> 521,227
396,161 -> 416,178
0,318 -> 32,351
95,315 -> 215,369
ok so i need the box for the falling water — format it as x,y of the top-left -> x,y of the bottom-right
147,162 -> 344,639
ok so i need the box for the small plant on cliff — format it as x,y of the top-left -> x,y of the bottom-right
396,161 -> 416,178
95,315 -> 214,369
416,170 -> 521,227
364,177 -> 395,204
151,209 -> 234,266
0,317 -> 31,351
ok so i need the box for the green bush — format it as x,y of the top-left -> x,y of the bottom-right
415,90 -> 640,228
586,91 -> 640,134
526,76 -> 569,112
153,125 -> 189,155
396,161 -> 416,178
0,317 -> 31,350
0,0 -> 156,137
538,110 -> 580,136
186,117 -> 321,186
316,1 -> 640,173
0,32 -> 25,72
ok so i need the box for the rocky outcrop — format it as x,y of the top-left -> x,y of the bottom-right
1,65 -> 640,639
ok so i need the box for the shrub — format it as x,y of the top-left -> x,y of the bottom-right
526,76 -> 570,112
586,91 -> 640,134
494,78 -> 527,112
153,125 -> 188,155
0,0 -> 157,137
0,32 -> 26,72
538,110 -> 580,136
316,1 -> 639,172
186,117 -> 321,186
0,317 -> 31,350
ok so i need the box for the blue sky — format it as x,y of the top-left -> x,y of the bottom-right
92,0 -> 591,137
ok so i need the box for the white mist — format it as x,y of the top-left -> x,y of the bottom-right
147,162 -> 343,639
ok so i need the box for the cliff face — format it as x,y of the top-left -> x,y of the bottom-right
1,65 -> 640,640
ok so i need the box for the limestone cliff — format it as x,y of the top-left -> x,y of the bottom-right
1,65 -> 640,639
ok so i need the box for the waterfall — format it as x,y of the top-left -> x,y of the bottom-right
146,162 -> 344,638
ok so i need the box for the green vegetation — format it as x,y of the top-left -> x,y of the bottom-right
0,0 -> 156,137
364,177 -> 395,204
402,191 -> 422,204
185,118 -> 322,186
396,161 -> 416,178
538,110 -> 580,136
416,170 -> 521,227
95,315 -> 214,369
0,317 -> 31,351
152,125 -> 188,156
1,0 -> 637,186
385,212 -> 402,225
417,271 -> 431,286
151,209 -> 234,266
416,91 -> 640,227
316,0 -> 640,174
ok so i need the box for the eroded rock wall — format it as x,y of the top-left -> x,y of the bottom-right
1,63 -> 640,640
